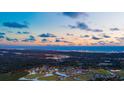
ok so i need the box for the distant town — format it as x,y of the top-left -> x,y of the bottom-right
0,49 -> 124,81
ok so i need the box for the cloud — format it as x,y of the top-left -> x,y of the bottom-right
54,38 -> 66,42
17,31 -> 30,34
41,38 -> 48,42
77,22 -> 89,30
84,35 -> 89,37
54,38 -> 72,44
0,32 -> 5,39
116,37 -> 124,43
62,12 -> 88,18
22,35 -> 35,42
39,33 -> 56,38
6,37 -> 18,42
110,28 -> 120,31
97,41 -> 105,45
92,36 -> 102,40
68,25 -> 77,29
0,32 -> 5,35
80,35 -> 90,38
103,34 -> 110,38
66,33 -> 74,36
55,39 -> 62,42
3,22 -> 28,29
68,22 -> 103,32
63,41 -> 72,43
69,22 -> 88,30
0,35 -> 4,39
87,28 -> 103,32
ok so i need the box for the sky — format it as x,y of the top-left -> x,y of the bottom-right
0,12 -> 124,46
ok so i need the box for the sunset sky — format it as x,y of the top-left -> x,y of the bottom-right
0,12 -> 124,46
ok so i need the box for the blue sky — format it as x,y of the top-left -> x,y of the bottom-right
0,12 -> 124,46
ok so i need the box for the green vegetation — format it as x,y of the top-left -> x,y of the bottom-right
93,69 -> 111,75
0,71 -> 29,81
63,77 -> 75,81
38,75 -> 59,81
76,73 -> 93,81
116,70 -> 124,77
24,74 -> 41,79
23,73 -> 59,81
21,69 -> 113,81
0,69 -> 121,81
